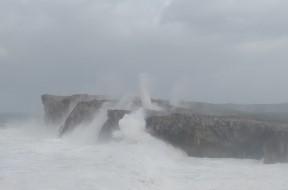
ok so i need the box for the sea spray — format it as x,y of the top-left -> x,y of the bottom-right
113,93 -> 136,110
3,118 -> 56,139
139,74 -> 161,111
1,108 -> 284,189
64,104 -> 109,144
1,120 -> 287,190
112,108 -> 185,189
116,108 -> 184,158
118,108 -> 147,142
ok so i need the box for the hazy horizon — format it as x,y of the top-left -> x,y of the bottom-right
1,0 -> 288,113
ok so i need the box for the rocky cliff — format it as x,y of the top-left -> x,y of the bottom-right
146,113 -> 288,163
42,94 -> 106,125
98,109 -> 130,141
59,99 -> 107,136
41,94 -> 288,164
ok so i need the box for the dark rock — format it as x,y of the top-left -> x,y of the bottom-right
178,101 -> 288,123
146,112 -> 288,161
59,99 -> 106,136
41,94 -> 288,163
263,131 -> 288,164
98,109 -> 130,141
41,94 -> 106,125
42,94 -> 79,125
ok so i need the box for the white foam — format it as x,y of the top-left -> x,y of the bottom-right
1,119 -> 288,190
139,73 -> 162,111
64,104 -> 109,144
118,108 -> 147,142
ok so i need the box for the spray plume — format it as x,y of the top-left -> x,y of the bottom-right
139,73 -> 161,111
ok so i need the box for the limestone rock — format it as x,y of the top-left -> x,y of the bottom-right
98,109 -> 130,141
146,112 -> 288,162
41,94 -> 288,164
263,131 -> 288,164
41,94 -> 106,125
59,99 -> 106,136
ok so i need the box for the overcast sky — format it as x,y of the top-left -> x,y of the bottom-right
1,0 -> 288,113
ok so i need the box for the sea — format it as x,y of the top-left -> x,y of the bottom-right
0,110 -> 287,190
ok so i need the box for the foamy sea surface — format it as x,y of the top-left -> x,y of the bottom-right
0,119 -> 288,190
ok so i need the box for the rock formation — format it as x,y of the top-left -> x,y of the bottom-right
263,131 -> 288,164
41,94 -> 288,164
98,109 -> 130,141
59,99 -> 107,136
41,94 -> 106,125
146,113 -> 288,163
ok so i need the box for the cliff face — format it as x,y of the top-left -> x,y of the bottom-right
41,94 -> 106,125
41,94 -> 288,164
146,113 -> 288,163
42,94 -> 78,125
98,109 -> 130,141
263,131 -> 288,163
59,99 -> 107,136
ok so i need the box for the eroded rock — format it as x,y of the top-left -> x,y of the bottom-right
41,94 -> 106,125
146,112 -> 288,162
41,94 -> 288,164
98,109 -> 130,141
263,131 -> 288,164
59,99 -> 106,136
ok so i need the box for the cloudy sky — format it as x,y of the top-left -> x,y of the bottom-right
1,0 -> 288,113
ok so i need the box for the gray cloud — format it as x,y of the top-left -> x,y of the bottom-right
1,0 -> 288,113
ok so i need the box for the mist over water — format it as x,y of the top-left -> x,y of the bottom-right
1,116 -> 288,190
2,0 -> 288,188
139,74 -> 162,111
1,77 -> 288,190
64,104 -> 109,144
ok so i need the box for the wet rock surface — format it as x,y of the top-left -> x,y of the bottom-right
263,131 -> 288,164
41,94 -> 106,125
146,113 -> 288,163
41,94 -> 288,163
98,109 -> 130,141
59,99 -> 107,136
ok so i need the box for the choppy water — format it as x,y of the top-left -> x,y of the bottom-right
0,118 -> 288,190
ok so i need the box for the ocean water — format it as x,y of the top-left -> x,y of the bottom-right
0,113 -> 288,190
